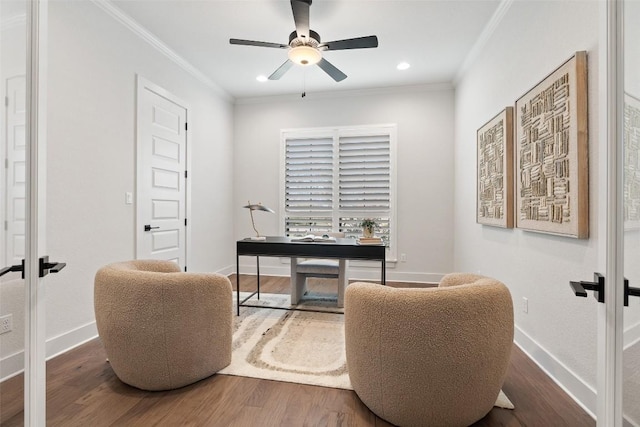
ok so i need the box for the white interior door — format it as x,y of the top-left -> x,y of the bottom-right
0,0 -> 49,425
623,0 -> 640,424
597,1 -> 640,426
136,77 -> 188,269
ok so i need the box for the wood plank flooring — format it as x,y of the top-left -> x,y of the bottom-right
0,275 -> 595,426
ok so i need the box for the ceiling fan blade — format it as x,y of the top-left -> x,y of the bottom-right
320,35 -> 379,51
291,0 -> 311,40
317,58 -> 347,82
230,38 -> 288,49
269,60 -> 294,80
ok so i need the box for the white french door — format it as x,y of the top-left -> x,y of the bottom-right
598,0 -> 640,425
0,0 -> 50,425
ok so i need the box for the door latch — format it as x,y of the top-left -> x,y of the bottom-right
144,224 -> 160,232
570,272 -> 605,303
0,260 -> 26,279
624,278 -> 640,307
39,255 -> 66,278
0,256 -> 65,279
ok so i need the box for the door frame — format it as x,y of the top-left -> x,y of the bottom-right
598,0 -> 625,425
135,75 -> 191,268
24,0 -> 48,424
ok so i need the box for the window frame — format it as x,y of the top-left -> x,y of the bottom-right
279,124 -> 397,262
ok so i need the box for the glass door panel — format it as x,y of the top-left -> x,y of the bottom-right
0,0 -> 27,424
624,0 -> 640,424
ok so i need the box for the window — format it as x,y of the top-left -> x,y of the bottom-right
280,125 -> 397,260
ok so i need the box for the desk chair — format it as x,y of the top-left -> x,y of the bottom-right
290,232 -> 348,307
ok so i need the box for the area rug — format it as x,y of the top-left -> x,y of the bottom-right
220,293 -> 514,409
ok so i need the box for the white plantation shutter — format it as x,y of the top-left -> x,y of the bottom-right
339,134 -> 390,211
281,125 -> 396,259
285,137 -> 334,212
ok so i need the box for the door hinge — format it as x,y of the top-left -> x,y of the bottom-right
184,266 -> 187,272
4,158 -> 8,169
185,122 -> 188,131
185,170 -> 188,179
4,96 -> 8,107
4,220 -> 7,231
184,218 -> 188,226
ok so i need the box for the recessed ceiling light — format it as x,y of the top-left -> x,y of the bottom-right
397,62 -> 410,71
256,75 -> 268,82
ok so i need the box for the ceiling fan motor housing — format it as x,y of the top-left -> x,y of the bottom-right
289,30 -> 321,48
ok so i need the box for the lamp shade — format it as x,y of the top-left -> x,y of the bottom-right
243,203 -> 275,213
288,46 -> 322,66
243,201 -> 274,239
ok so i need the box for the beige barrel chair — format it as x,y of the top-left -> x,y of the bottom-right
94,260 -> 233,391
345,273 -> 514,427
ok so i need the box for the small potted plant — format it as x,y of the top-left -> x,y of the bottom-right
360,218 -> 377,238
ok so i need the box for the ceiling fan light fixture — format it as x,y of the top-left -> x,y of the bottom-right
288,45 -> 322,66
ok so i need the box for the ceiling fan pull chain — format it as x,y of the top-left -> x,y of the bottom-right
302,69 -> 307,98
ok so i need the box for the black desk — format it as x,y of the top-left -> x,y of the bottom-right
236,236 -> 386,315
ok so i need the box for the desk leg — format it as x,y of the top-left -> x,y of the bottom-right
290,257 -> 303,305
337,259 -> 347,308
236,252 -> 240,316
256,255 -> 260,299
382,258 -> 386,285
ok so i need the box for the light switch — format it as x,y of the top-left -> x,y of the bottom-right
125,192 -> 133,205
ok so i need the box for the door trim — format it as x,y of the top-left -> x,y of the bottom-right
24,0 -> 48,424
135,75 -> 191,268
598,0 -> 625,425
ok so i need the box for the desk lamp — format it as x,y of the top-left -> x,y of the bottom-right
243,201 -> 274,240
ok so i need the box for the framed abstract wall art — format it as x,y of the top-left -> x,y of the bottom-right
477,107 -> 514,228
515,51 -> 589,238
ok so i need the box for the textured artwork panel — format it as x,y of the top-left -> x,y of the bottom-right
515,52 -> 588,238
477,108 -> 513,228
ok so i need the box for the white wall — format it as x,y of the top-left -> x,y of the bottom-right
233,86 -> 455,282
42,0 -> 234,355
454,0 -> 600,414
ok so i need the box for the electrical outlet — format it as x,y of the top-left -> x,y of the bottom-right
0,314 -> 12,334
400,253 -> 407,262
522,297 -> 528,314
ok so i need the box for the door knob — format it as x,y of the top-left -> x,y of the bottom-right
624,278 -> 640,307
0,260 -> 25,279
0,256 -> 66,279
570,272 -> 605,303
144,225 -> 160,232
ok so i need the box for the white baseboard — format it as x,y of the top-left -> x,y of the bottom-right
0,349 -> 24,381
1,321 -> 98,382
514,326 -> 597,420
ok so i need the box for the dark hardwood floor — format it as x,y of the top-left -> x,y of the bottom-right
0,275 -> 595,426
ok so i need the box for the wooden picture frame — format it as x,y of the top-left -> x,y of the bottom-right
515,51 -> 589,238
477,107 -> 514,228
625,93 -> 640,230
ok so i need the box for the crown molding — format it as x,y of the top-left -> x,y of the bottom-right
453,0 -> 514,85
90,0 -> 232,102
234,82 -> 453,105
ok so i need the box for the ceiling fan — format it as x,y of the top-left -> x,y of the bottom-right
229,0 -> 378,82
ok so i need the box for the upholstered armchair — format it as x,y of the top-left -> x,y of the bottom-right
94,260 -> 233,391
345,273 -> 514,427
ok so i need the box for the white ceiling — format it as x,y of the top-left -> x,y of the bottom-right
110,0 -> 502,99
